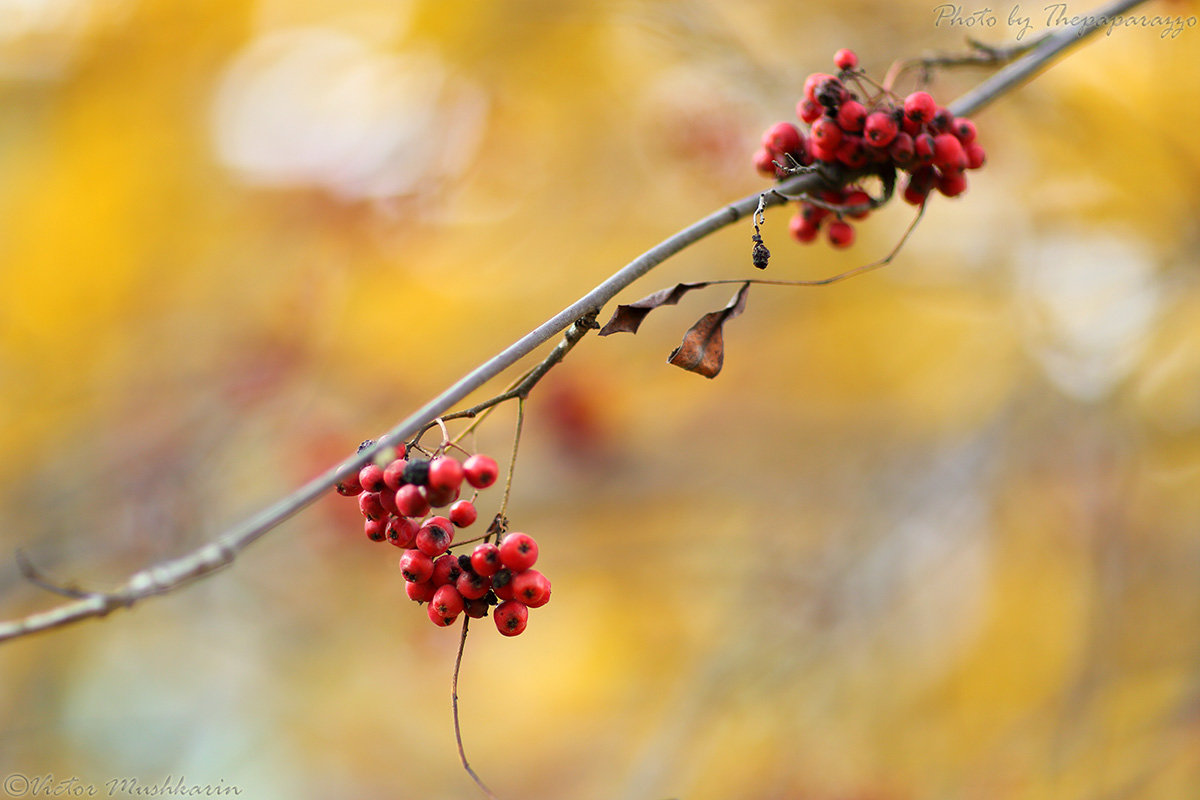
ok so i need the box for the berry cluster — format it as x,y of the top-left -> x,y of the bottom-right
753,49 -> 986,248
336,449 -> 550,636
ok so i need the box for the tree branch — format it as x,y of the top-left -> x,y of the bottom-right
0,0 -> 1151,644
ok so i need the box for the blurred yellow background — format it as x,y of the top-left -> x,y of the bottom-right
2,1 -> 1199,798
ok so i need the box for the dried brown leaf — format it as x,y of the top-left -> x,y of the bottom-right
598,281 -> 715,336
666,282 -> 750,379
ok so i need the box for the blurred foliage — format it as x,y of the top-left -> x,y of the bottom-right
1,0 -> 1199,798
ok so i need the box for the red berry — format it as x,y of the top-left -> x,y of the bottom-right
358,491 -> 386,521
491,568 -> 516,601
863,111 -> 898,148
762,121 -> 802,155
808,141 -> 837,163
930,107 -> 954,133
933,133 -> 967,170
358,464 -> 386,493
493,600 -> 529,637
836,100 -> 866,133
432,553 -> 463,587
903,91 -> 936,124
383,458 -> 408,491
965,142 -> 986,170
499,533 -> 538,572
914,132 -> 936,164
399,549 -> 434,583
803,72 -> 836,104
952,118 -> 977,144
387,515 -> 419,548
431,584 -> 465,618
788,212 -> 819,244
335,472 -> 362,496
406,579 -> 435,603
424,483 -> 459,508
416,517 -> 454,557
427,602 -> 458,627
456,570 -> 492,601
511,569 -> 552,608
377,486 -> 400,516
364,517 -> 387,542
888,131 -> 915,165
833,48 -> 858,71
936,168 -> 969,198
754,147 -> 778,178
835,135 -> 868,169
449,499 -> 477,528
810,117 -> 842,150
844,190 -> 872,220
462,454 -> 499,489
903,167 -> 937,205
470,543 -> 502,577
826,220 -> 855,248
464,598 -> 490,619
428,456 -> 464,492
395,484 -> 430,518
796,98 -> 823,124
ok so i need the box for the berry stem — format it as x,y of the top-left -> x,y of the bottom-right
495,396 -> 525,532
452,616 -> 498,800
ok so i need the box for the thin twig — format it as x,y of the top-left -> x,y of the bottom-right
0,0 -> 1151,645
452,617 -> 498,799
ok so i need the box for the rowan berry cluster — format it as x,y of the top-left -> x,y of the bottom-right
753,48 -> 986,248
336,449 -> 550,636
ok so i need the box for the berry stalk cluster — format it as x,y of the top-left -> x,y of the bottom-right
754,48 -> 986,248
336,450 -> 550,636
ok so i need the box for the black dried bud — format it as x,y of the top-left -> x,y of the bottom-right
357,439 -> 375,453
484,589 -> 499,606
458,554 -> 474,572
403,459 -> 430,486
816,79 -> 844,110
491,568 -> 513,589
752,239 -> 770,270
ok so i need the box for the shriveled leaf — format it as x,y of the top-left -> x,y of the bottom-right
667,282 -> 750,379
598,281 -> 716,336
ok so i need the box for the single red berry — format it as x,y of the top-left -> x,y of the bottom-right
406,579 -> 435,603
932,133 -> 967,171
833,48 -> 858,71
399,548 -> 434,584
456,570 -> 492,601
464,598 -> 490,619
800,201 -> 829,225
449,500 -> 477,528
753,147 -> 778,178
424,483 -> 459,509
835,135 -> 868,169
431,584 -> 465,618
383,458 -> 408,491
378,486 -> 400,516
470,543 -> 502,576
511,569 -> 551,608
796,97 -> 823,124
493,600 -> 529,637
358,491 -> 386,521
810,117 -> 842,151
386,515 -> 419,548
427,602 -> 458,628
930,107 -> 954,133
427,456 -> 464,492
359,464 -> 387,494
965,142 -> 986,170
936,168 -> 969,198
836,100 -> 866,133
826,219 -> 855,248
903,91 -> 936,124
491,568 -> 516,601
335,472 -> 362,496
843,190 -> 872,220
462,454 -> 499,489
432,553 -> 464,587
395,484 -> 430,518
803,72 -> 836,103
952,118 -> 977,144
913,132 -> 936,164
808,141 -> 837,163
863,111 -> 898,148
416,517 -> 454,557
788,212 -> 820,244
762,121 -> 802,155
888,131 -> 915,166
901,114 -> 922,136
499,533 -> 539,572
903,167 -> 937,205
364,517 -> 387,542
